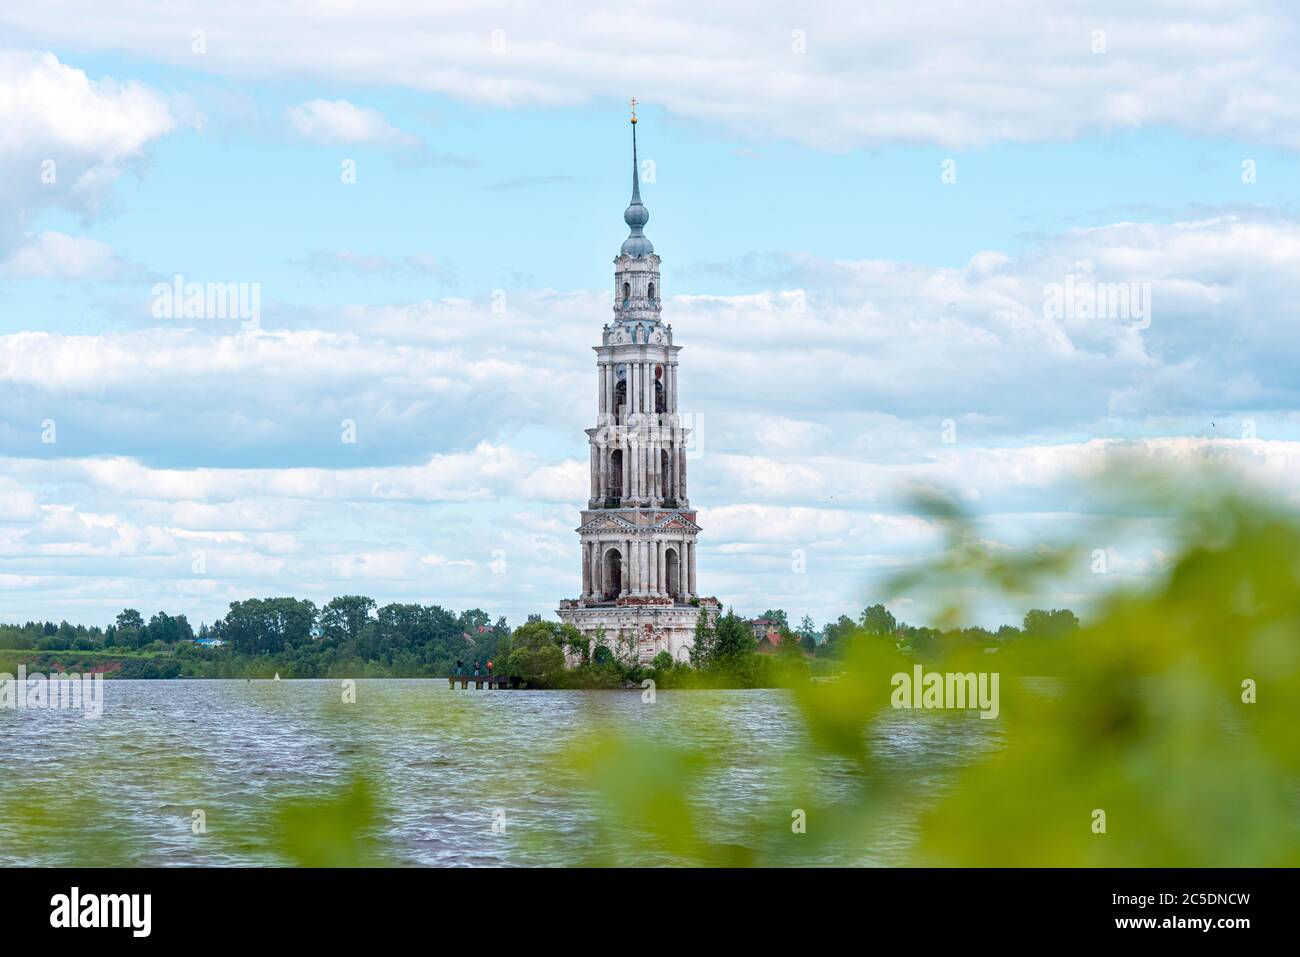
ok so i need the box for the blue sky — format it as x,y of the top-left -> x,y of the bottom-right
2,2 -> 1300,630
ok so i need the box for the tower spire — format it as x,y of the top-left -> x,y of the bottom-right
621,98 -> 653,257
630,97 -> 641,203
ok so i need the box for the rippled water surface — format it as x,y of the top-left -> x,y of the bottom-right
0,680 -> 998,866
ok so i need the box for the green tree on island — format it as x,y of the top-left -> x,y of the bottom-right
503,619 -> 577,685
816,615 -> 858,657
712,610 -> 757,660
689,612 -> 716,666
1022,608 -> 1080,637
320,596 -> 377,645
859,603 -> 898,637
795,614 -> 819,653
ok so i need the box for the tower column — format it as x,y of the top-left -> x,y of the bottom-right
648,426 -> 657,501
687,541 -> 697,596
659,431 -> 667,502
624,434 -> 634,501
651,440 -> 657,502
644,436 -> 655,504
658,429 -> 666,500
681,538 -> 691,598
634,537 -> 644,596
679,445 -> 688,502
634,433 -> 642,502
680,541 -> 688,598
657,540 -> 666,598
664,441 -> 673,501
634,535 -> 644,595
637,436 -> 646,503
582,544 -> 592,599
624,436 -> 632,501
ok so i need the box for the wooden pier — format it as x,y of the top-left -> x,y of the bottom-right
447,674 -> 523,690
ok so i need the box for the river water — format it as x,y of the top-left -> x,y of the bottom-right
0,679 -> 998,866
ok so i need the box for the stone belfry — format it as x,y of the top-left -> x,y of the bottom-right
558,102 -> 717,665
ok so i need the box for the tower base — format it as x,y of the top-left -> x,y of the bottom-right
557,600 -> 717,667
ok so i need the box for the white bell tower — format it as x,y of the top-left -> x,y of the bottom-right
558,102 -> 716,665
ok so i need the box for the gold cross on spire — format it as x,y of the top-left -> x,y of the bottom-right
629,97 -> 638,123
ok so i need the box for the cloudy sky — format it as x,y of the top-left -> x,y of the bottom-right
1,1 -> 1298,630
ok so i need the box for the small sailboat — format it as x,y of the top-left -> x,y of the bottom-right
273,672 -> 280,681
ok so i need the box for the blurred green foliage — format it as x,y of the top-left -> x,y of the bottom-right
552,474 -> 1300,865
270,778 -> 385,867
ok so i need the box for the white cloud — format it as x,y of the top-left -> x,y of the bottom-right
0,476 -> 40,521
0,50 -> 176,249
0,230 -> 127,279
3,5 -> 1300,149
286,98 -> 419,147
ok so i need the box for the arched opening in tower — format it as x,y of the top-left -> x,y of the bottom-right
648,282 -> 655,301
660,449 -> 671,500
615,378 -> 627,420
609,448 -> 623,499
603,547 -> 623,599
622,281 -> 631,303
665,546 -> 681,600
655,365 -> 665,413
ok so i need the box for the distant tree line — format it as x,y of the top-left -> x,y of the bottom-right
0,597 -> 1079,681
0,598 -> 510,679
0,609 -> 195,653
793,604 -> 1079,659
